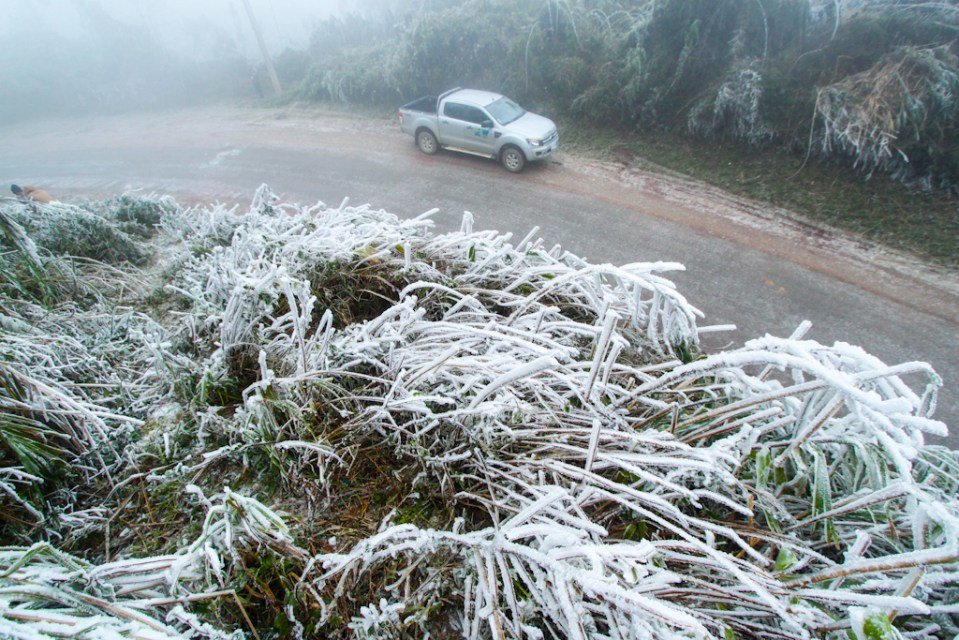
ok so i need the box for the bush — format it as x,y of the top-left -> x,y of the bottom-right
815,45 -> 959,187
0,194 -> 180,265
5,202 -> 149,265
107,193 -> 178,238
0,188 -> 957,638
273,47 -> 312,86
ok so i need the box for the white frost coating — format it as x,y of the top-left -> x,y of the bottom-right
467,355 -> 561,409
0,488 -> 293,640
348,599 -> 406,639
1,188 -> 957,640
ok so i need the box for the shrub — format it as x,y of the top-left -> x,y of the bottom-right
688,61 -> 774,144
4,188 -> 955,638
3,199 -> 153,265
815,45 -> 959,188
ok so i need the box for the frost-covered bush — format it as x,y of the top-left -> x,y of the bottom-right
1,188 -> 957,639
0,489 -> 294,640
688,62 -> 774,144
816,45 -> 959,187
3,198 -> 153,265
108,192 -> 179,238
0,196 -> 167,530
140,189 -> 959,638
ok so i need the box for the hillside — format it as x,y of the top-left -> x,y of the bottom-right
290,0 -> 959,193
0,190 -> 957,639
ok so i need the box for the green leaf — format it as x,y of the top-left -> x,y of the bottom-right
756,446 -> 771,491
811,448 -> 838,543
774,546 -> 796,574
623,520 -> 648,541
862,612 -> 895,640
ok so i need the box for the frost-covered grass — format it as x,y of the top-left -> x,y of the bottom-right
3,195 -> 175,266
558,122 -> 959,267
0,190 -> 957,639
815,45 -> 959,190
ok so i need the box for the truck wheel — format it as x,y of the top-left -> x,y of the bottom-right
500,146 -> 526,173
417,129 -> 438,155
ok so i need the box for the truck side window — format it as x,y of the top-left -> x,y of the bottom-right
444,102 -> 467,121
462,106 -> 489,125
444,103 -> 488,125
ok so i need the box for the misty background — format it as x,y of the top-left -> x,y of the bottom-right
0,0 -> 370,119
2,0 -> 957,192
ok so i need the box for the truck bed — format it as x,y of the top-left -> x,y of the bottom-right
401,96 -> 438,114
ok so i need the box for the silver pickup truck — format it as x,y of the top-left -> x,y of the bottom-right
398,88 -> 558,173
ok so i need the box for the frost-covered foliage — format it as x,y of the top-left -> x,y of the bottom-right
1,190 -> 957,639
0,197 -> 167,528
688,62 -> 774,144
295,0 -> 959,189
2,193 -> 176,265
0,489 -> 293,640
815,45 -> 959,188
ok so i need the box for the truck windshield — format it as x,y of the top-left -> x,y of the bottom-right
487,98 -> 526,125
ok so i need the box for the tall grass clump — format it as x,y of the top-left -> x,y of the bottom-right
814,45 -> 959,188
0,189 -> 956,638
0,195 -> 168,533
2,193 -> 175,265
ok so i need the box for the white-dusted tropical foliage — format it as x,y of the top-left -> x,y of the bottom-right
0,190 -> 956,639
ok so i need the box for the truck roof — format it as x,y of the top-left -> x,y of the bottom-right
447,89 -> 503,107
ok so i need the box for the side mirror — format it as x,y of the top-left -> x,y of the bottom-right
481,119 -> 494,129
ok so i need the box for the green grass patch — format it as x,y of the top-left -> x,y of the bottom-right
560,120 -> 959,268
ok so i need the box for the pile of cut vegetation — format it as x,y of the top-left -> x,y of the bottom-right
0,189 -> 956,640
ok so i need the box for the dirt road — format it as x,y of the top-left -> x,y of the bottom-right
2,104 -> 957,443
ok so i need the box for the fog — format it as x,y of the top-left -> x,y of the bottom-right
1,1 -> 351,59
0,0 -> 378,121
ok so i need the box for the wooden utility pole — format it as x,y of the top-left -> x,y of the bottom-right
238,0 -> 282,97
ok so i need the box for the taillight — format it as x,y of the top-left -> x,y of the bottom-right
398,111 -> 403,124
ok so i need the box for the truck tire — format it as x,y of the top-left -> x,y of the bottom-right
416,129 -> 439,155
500,145 -> 526,173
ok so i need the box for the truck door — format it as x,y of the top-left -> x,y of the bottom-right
460,105 -> 497,155
440,102 -> 496,155
439,102 -> 471,149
